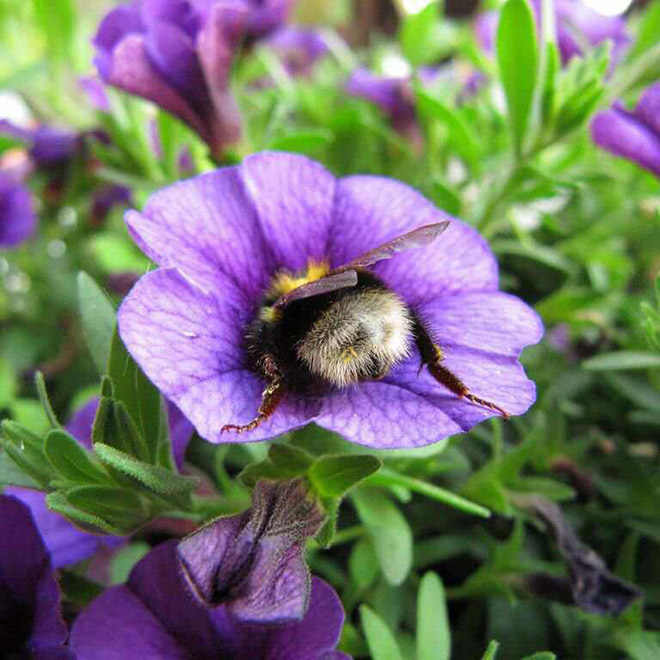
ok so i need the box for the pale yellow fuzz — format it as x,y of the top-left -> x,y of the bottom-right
268,259 -> 330,298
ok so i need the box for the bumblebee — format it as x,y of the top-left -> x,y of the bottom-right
222,221 -> 508,433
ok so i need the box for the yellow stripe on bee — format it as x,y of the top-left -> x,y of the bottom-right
259,306 -> 281,323
268,259 -> 330,297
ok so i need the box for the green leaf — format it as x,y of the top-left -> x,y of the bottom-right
0,358 -> 16,408
44,430 -> 108,484
583,351 -> 660,371
0,421 -> 53,488
268,129 -> 332,155
0,448 -> 41,489
239,459 -> 297,487
268,443 -> 314,475
92,398 -> 150,463
496,0 -> 538,155
399,2 -> 448,66
481,640 -> 500,660
520,654 -> 556,660
631,0 -> 660,60
46,491 -> 124,535
34,371 -> 62,429
309,454 -> 381,498
109,542 -> 151,584
108,330 -> 163,464
65,484 -> 148,528
77,272 -> 116,375
349,538 -> 378,591
32,0 -> 76,65
352,487 -> 412,586
417,572 -> 450,660
94,443 -> 198,504
360,605 -> 403,660
315,497 -> 339,548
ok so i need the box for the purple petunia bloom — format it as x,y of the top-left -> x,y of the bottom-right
6,397 -> 193,568
0,494 -> 73,659
591,82 -> 660,179
178,479 -> 325,623
70,539 -> 349,659
93,0 -> 248,158
265,26 -> 330,77
475,0 -> 629,67
118,152 -> 542,449
0,172 -> 37,248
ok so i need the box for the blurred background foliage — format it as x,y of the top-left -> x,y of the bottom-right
0,0 -> 659,658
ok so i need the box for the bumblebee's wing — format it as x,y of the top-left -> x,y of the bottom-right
274,270 -> 359,309
346,221 -> 450,269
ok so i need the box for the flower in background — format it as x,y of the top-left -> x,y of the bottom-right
265,26 -> 330,77
178,479 -> 325,622
93,0 -> 248,158
245,0 -> 296,39
118,152 -> 542,449
475,0 -> 630,67
591,82 -> 660,179
90,184 -> 132,227
0,172 -> 36,248
5,396 -> 193,569
0,494 -> 73,659
70,539 -> 349,659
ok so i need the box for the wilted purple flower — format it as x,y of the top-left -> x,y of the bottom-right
0,494 -> 73,659
591,82 -> 660,179
118,152 -> 541,448
265,26 -> 330,77
6,397 -> 193,568
70,539 -> 349,659
178,479 -> 325,622
475,0 -> 629,67
93,0 -> 247,158
0,172 -> 36,248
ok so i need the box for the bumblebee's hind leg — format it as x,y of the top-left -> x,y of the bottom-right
412,314 -> 509,419
221,355 -> 285,434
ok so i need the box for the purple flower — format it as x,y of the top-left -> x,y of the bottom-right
118,152 -> 542,449
475,0 -> 630,67
70,539 -> 349,659
6,397 -> 193,568
0,494 -> 73,659
591,82 -> 660,179
244,0 -> 295,39
178,479 -> 325,622
265,26 -> 330,77
79,75 -> 111,113
90,184 -> 132,226
0,172 -> 36,248
93,0 -> 247,158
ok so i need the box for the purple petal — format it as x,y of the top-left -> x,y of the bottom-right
79,76 -> 111,112
474,11 -> 497,54
346,68 -> 414,127
244,0 -> 294,38
167,400 -> 194,469
70,585 -> 190,660
636,82 -> 660,137
0,173 -> 37,248
125,166 -> 271,299
241,152 -> 337,272
0,495 -> 67,653
331,176 -> 498,306
417,291 -> 543,359
93,4 -> 145,79
266,27 -> 330,76
266,577 -> 346,660
104,33 -> 210,144
141,0 -> 201,38
591,107 -> 660,178
118,267 -> 321,443
65,397 -> 98,448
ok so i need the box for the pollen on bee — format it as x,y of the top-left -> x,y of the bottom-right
268,259 -> 330,298
259,306 -> 281,323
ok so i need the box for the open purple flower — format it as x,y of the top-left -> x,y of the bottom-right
265,26 -> 330,77
591,82 -> 660,179
0,494 -> 73,659
178,479 -> 325,623
475,0 -> 629,67
6,397 -> 193,568
0,172 -> 36,248
118,152 -> 542,448
93,0 -> 247,158
70,538 -> 349,659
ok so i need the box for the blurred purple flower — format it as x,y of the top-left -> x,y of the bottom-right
70,538 -> 349,659
79,75 -> 111,113
6,397 -> 193,569
178,479 -> 325,622
93,0 -> 248,158
245,0 -> 296,39
91,184 -> 132,226
118,152 -> 542,449
0,172 -> 36,248
591,82 -> 660,179
265,26 -> 330,77
475,0 -> 630,67
0,494 -> 73,659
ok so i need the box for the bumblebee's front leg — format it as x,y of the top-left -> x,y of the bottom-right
412,314 -> 510,419
221,354 -> 284,433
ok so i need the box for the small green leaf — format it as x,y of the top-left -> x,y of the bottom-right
520,654 -> 556,660
352,487 -> 412,586
268,130 -> 332,155
268,443 -> 314,475
46,491 -> 124,535
481,640 -> 500,660
34,371 -> 62,429
417,572 -> 450,660
0,448 -> 41,489
94,443 -> 198,503
32,0 -> 76,65
315,497 -> 339,548
631,0 -> 660,59
77,272 -> 116,375
309,454 -> 381,498
360,605 -> 403,660
109,542 -> 150,584
583,351 -> 660,371
399,2 -> 449,66
1,421 -> 53,488
65,484 -> 148,528
239,459 -> 295,487
44,430 -> 108,484
496,0 -> 538,155
349,538 -> 378,591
